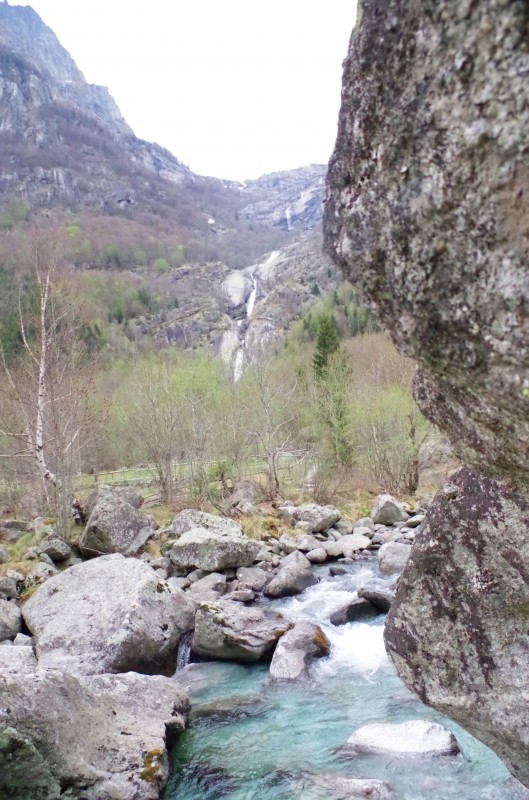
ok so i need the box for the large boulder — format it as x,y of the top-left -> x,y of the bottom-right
269,621 -> 330,681
264,551 -> 318,598
324,0 -> 529,488
192,600 -> 290,662
78,492 -> 155,558
169,526 -> 259,572
385,469 -> 529,785
22,554 -> 195,676
278,503 -> 341,533
371,495 -> 406,526
0,647 -> 189,800
172,509 -> 242,538
344,721 -> 460,757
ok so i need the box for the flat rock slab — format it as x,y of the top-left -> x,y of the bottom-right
22,553 -> 195,676
172,509 -> 243,538
169,527 -> 259,572
287,771 -> 397,800
345,720 -> 460,757
0,651 -> 189,800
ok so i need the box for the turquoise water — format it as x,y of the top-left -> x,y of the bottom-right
165,561 -> 515,800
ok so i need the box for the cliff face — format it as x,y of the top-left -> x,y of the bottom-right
325,0 -> 529,487
324,0 -> 529,786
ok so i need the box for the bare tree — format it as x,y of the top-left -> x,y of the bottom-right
0,232 -> 102,532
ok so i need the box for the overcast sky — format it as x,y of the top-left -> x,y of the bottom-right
10,0 -> 357,181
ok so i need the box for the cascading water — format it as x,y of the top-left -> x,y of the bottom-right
233,272 -> 259,382
165,559 -> 516,800
176,630 -> 194,671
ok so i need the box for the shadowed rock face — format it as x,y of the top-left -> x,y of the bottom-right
384,469 -> 529,785
324,0 -> 529,486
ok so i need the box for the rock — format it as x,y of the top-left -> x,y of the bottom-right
325,0 -> 529,487
333,519 -> 353,535
82,484 -> 144,519
344,721 -> 460,757
169,527 -> 259,572
37,535 -> 72,562
371,495 -> 406,526
329,598 -> 378,626
22,553 -> 195,676
340,532 -> 371,557
13,633 -> 33,647
372,529 -> 400,546
289,771 -> 397,800
264,551 -> 318,598
306,547 -> 328,564
188,572 -> 227,600
223,588 -> 256,603
0,574 -> 19,600
406,514 -> 426,528
385,469 -> 529,786
278,532 -> 320,553
0,600 -> 21,642
278,503 -> 341,533
0,544 -> 9,564
172,509 -> 242,538
0,647 -> 189,800
190,695 -> 270,724
378,542 -> 412,575
323,540 -> 345,558
79,493 -> 155,558
236,566 -> 269,591
192,600 -> 290,662
269,621 -> 330,680
358,586 -> 395,613
353,517 -> 376,534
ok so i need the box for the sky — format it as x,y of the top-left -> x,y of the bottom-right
9,0 -> 357,181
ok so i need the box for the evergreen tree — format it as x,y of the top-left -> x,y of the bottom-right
313,314 -> 340,378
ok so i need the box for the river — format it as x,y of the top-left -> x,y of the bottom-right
165,559 -> 514,800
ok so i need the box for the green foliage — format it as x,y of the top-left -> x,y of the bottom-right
313,315 -> 340,378
153,257 -> 169,274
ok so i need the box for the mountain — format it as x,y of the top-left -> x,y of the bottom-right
0,3 -> 338,364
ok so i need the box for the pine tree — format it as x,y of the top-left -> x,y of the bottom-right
313,314 -> 340,378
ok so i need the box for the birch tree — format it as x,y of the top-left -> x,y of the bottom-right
0,234 -> 100,533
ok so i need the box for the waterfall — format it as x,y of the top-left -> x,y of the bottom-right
176,630 -> 194,671
285,207 -> 292,231
246,273 -> 258,319
233,348 -> 244,382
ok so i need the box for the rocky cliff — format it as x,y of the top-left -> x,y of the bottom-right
324,0 -> 529,786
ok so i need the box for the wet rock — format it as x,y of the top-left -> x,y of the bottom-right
378,542 -> 412,575
344,720 -> 460,757
192,599 -> 290,662
371,495 -> 406,526
169,527 -> 259,572
190,695 -> 270,724
22,553 -> 195,676
358,586 -> 395,613
329,597 -> 378,626
79,492 -> 155,558
287,771 -> 397,800
269,621 -> 330,681
0,600 -> 21,642
385,469 -> 529,786
264,551 -> 318,598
